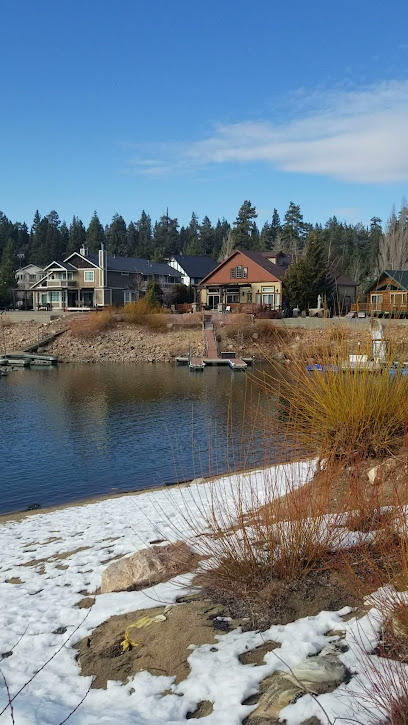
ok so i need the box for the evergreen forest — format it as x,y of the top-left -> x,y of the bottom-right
1,199 -> 407,305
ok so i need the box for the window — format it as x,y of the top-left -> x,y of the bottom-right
236,265 -> 242,278
84,270 -> 94,282
390,292 -> 407,306
262,293 -> 274,305
262,286 -> 275,293
247,292 -> 252,302
226,293 -> 239,304
243,267 -> 248,278
230,268 -> 235,278
124,291 -> 131,304
29,274 -> 37,282
371,293 -> 383,310
50,291 -> 60,302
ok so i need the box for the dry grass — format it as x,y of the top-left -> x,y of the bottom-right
69,308 -> 116,339
216,315 -> 290,347
161,455 -> 350,627
258,332 -> 408,460
120,299 -> 169,331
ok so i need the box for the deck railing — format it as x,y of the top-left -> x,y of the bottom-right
351,302 -> 408,315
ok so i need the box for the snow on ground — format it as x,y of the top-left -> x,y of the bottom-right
0,461 -> 396,724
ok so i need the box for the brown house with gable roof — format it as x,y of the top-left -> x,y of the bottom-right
196,249 -> 286,310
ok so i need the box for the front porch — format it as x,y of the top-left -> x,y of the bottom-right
199,284 -> 281,311
34,288 -> 96,310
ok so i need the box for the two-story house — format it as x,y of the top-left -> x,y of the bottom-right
15,264 -> 45,307
30,246 -> 181,310
197,250 -> 286,310
167,255 -> 218,287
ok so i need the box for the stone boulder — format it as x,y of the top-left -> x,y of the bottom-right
101,541 -> 196,594
249,645 -> 347,722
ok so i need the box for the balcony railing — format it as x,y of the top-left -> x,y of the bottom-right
41,279 -> 77,288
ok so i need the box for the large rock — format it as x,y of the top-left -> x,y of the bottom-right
101,541 -> 196,594
249,647 -> 346,722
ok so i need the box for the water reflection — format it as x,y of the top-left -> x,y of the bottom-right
0,363 -> 277,514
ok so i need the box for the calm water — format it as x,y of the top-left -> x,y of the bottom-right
0,363 -> 277,514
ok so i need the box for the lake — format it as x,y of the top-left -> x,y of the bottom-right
0,362 -> 278,514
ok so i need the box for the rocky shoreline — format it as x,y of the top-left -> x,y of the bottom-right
2,320 -> 205,364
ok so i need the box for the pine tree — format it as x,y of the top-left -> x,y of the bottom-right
270,209 -> 281,245
144,276 -> 163,307
199,216 -> 216,256
231,200 -> 257,249
67,215 -> 86,255
0,238 -> 18,306
259,222 -> 272,251
0,212 -> 14,260
136,211 -> 153,258
152,211 -> 179,260
126,221 -> 139,257
283,232 -> 331,311
106,214 -> 127,256
183,212 -> 203,255
213,219 -> 230,259
60,221 -> 69,257
281,202 -> 304,255
86,211 -> 105,252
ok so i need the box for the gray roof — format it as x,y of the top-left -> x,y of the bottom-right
85,253 -> 181,277
367,269 -> 408,293
171,255 -> 218,279
334,273 -> 358,287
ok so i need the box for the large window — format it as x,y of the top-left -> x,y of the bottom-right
50,291 -> 60,302
226,293 -> 239,304
262,294 -> 274,305
84,270 -> 94,282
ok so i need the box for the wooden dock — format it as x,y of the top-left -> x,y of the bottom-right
178,319 -> 252,371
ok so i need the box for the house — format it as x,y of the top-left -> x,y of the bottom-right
167,255 -> 218,287
333,273 -> 358,313
30,246 -> 181,310
197,249 -> 286,310
355,270 -> 408,317
15,264 -> 45,307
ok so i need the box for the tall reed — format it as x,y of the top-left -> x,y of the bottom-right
257,327 -> 408,460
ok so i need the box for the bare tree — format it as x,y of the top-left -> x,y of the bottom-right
378,201 -> 408,270
218,230 -> 234,261
128,272 -> 144,300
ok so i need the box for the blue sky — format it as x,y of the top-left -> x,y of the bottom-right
1,0 -> 408,231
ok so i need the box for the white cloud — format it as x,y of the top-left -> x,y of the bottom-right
126,81 -> 408,184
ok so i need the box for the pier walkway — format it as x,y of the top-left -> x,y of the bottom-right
176,314 -> 251,371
